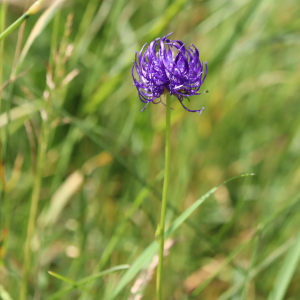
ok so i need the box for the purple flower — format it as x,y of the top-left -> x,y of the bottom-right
132,33 -> 208,113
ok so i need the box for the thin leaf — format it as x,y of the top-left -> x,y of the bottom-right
0,285 -> 13,300
210,0 -> 261,72
48,271 -> 78,285
192,190 -> 300,298
267,230 -> 300,300
84,73 -> 122,113
217,239 -> 295,300
18,0 -> 65,69
48,271 -> 90,295
0,101 -> 42,129
52,104 -> 160,197
39,171 -> 84,228
46,265 -> 130,300
53,104 -> 257,249
190,239 -> 253,298
105,174 -> 254,300
195,0 -> 252,35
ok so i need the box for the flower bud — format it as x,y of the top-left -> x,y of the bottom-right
27,1 -> 42,16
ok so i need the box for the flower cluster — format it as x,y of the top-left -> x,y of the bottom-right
132,33 -> 208,113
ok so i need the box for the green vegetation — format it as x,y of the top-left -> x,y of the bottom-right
0,0 -> 300,299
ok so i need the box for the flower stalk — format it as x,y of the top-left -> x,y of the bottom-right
156,93 -> 171,300
0,0 -> 45,43
132,33 -> 208,299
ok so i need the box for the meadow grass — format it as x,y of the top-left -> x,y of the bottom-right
0,0 -> 300,299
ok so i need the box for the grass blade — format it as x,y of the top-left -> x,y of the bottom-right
18,0 -> 65,69
190,239 -> 253,298
52,104 -> 160,196
217,239 -> 294,300
46,265 -> 130,300
48,271 -> 79,285
0,101 -> 42,129
0,284 -> 13,300
210,0 -> 261,72
105,174 -> 253,300
39,171 -> 84,228
267,230 -> 300,300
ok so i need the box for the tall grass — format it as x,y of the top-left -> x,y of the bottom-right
0,0 -> 300,299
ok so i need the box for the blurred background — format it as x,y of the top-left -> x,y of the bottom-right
0,0 -> 300,299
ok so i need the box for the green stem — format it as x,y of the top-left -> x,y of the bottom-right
0,14 -> 28,43
241,233 -> 260,299
156,93 -> 171,300
0,0 -> 7,106
0,1 -> 7,217
0,0 -> 46,43
19,102 -> 51,300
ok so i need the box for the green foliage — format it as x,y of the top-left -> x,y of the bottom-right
0,0 -> 300,299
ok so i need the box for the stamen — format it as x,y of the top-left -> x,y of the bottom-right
199,107 -> 205,115
141,102 -> 149,112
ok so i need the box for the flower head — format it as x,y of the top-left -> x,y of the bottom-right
132,33 -> 208,113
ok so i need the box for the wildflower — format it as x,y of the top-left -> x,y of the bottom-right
132,33 -> 208,113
